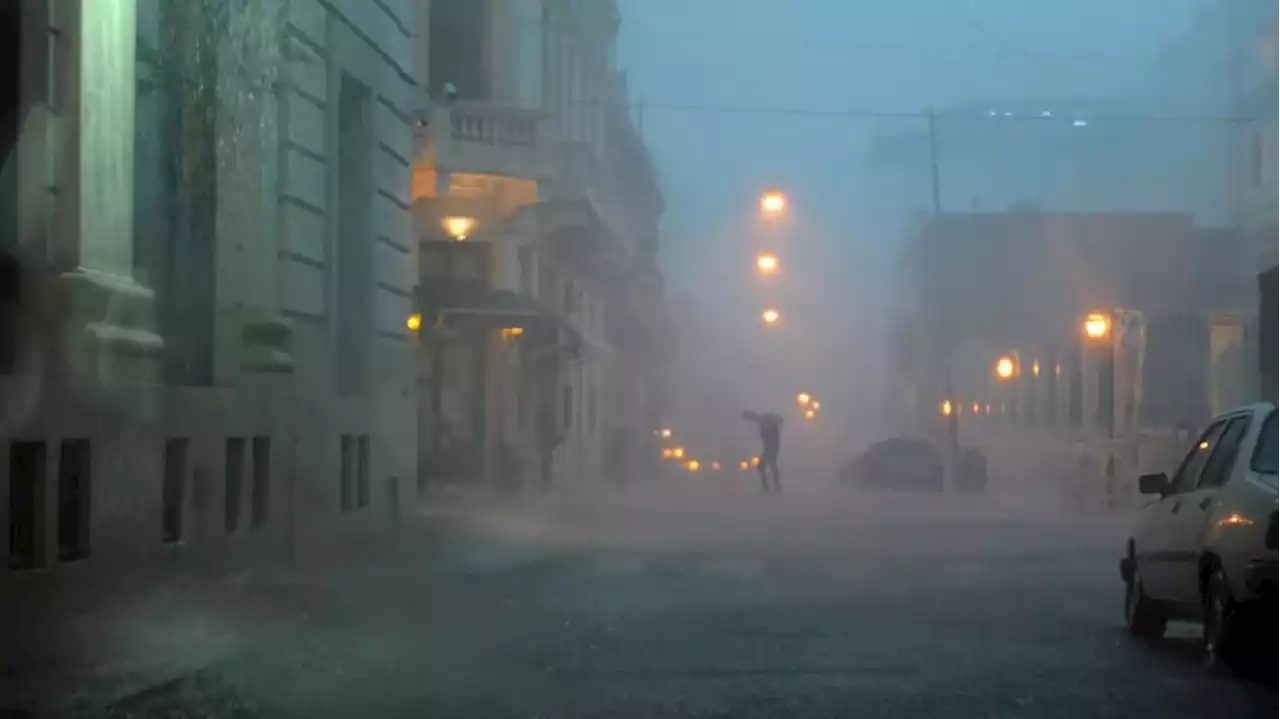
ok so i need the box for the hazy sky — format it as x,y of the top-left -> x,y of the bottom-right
618,0 -> 1203,286
614,0 -> 1207,432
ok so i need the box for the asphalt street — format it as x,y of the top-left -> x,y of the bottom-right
97,484 -> 1276,718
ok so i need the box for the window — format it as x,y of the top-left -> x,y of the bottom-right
225,437 -> 245,533
539,263 -> 558,305
518,246 -> 533,296
421,244 -> 448,278
1197,417 -> 1250,490
9,441 -> 46,571
57,440 -> 90,562
451,246 -> 482,281
250,436 -> 270,527
1251,411 -> 1277,474
340,434 -> 354,512
356,435 -> 370,509
162,439 -> 188,544
1168,421 -> 1227,494
336,73 -> 373,396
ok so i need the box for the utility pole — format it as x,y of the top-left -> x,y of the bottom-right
926,109 -> 960,476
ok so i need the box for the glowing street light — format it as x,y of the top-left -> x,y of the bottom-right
739,460 -> 750,471
804,409 -> 816,419
940,399 -> 953,416
406,313 -> 423,332
756,252 -> 780,274
971,402 -> 980,415
441,215 -> 477,241
659,428 -> 673,439
995,356 -> 1015,380
662,448 -> 674,459
711,461 -> 722,471
687,459 -> 701,472
673,447 -> 686,459
811,400 -> 820,410
1084,312 -> 1110,340
796,392 -> 811,406
759,190 -> 787,217
761,308 -> 781,326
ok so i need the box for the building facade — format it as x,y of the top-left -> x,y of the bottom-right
898,212 -> 1258,457
1,0 -> 417,584
411,0 -> 668,489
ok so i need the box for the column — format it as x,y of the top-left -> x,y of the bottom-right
54,0 -> 164,386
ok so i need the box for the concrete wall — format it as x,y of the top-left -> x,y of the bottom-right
2,0 -> 420,588
280,0 -> 417,532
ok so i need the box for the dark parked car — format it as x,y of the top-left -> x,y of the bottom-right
841,438 -> 945,492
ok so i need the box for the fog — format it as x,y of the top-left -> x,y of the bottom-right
4,0 -> 1276,713
604,0 -> 1272,500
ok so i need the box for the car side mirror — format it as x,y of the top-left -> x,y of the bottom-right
1138,472 -> 1169,496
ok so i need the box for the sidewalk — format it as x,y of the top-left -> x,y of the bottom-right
0,523 -> 445,716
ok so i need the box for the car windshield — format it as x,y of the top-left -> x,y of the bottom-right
1251,411 -> 1278,475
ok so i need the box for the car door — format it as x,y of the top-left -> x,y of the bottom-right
1162,414 -> 1252,605
1142,419 -> 1228,600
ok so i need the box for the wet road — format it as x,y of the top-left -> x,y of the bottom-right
103,486 -> 1276,718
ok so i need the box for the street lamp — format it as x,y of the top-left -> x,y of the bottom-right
1084,311 -> 1116,483
995,356 -> 1015,380
940,399 -> 953,416
759,190 -> 787,218
756,252 -> 780,274
804,408 -> 816,419
673,447 -> 686,459
441,215 -> 477,241
1084,312 -> 1110,340
406,313 -> 423,332
761,308 -> 781,326
796,392 -> 811,406
659,428 -> 673,439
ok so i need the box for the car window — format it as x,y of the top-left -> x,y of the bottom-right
1251,411 -> 1277,474
1197,416 -> 1250,490
1167,421 -> 1227,494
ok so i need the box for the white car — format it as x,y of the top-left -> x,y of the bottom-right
1120,402 -> 1278,675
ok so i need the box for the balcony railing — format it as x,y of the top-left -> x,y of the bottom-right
425,102 -> 551,180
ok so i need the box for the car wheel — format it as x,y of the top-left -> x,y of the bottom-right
1203,568 -> 1247,675
1124,555 -> 1165,640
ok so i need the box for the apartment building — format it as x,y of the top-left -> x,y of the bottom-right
412,0 -> 668,489
1,0 -> 417,583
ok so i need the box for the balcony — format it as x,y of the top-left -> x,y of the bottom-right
421,102 -> 552,180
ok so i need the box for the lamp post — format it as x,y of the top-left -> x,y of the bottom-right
1083,312 -> 1115,480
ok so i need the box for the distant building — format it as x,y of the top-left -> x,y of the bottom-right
899,211 -> 1255,435
411,0 -> 670,489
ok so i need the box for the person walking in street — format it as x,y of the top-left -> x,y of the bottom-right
742,410 -> 783,493
537,403 -> 562,491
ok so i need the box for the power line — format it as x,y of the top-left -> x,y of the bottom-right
523,19 -> 1153,66
936,0 -> 1153,65
545,96 -> 1248,124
